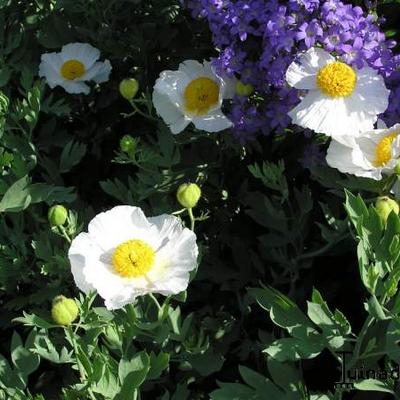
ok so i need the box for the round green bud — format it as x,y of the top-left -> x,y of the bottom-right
48,205 -> 68,227
51,295 -> 79,326
120,135 -> 137,154
375,196 -> 400,224
177,183 -> 201,209
235,81 -> 254,96
119,78 -> 139,100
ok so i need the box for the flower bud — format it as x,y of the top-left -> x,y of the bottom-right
119,78 -> 139,100
375,196 -> 399,224
177,183 -> 201,209
235,81 -> 254,96
48,205 -> 68,227
51,295 -> 79,326
120,135 -> 137,154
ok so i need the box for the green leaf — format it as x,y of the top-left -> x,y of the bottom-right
59,140 -> 87,173
264,337 -> 324,362
353,379 -> 395,394
210,382 -> 258,400
187,349 -> 225,376
147,352 -> 170,380
0,176 -> 31,213
118,351 -> 150,388
13,312 -> 57,329
365,296 -> 388,320
10,332 -> 40,378
238,366 -> 284,398
249,286 -> 315,340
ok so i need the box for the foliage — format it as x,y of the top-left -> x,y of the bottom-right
0,1 -> 400,399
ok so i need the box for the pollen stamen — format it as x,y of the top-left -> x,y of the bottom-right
316,61 -> 357,98
184,77 -> 219,115
60,59 -> 86,80
112,240 -> 155,278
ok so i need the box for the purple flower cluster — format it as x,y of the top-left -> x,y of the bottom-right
186,0 -> 400,140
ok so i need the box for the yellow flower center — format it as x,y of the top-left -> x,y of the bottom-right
373,133 -> 399,167
60,60 -> 86,80
112,240 -> 155,278
184,77 -> 219,115
316,62 -> 357,98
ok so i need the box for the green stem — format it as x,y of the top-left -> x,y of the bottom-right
346,315 -> 374,371
67,327 -> 86,381
148,293 -> 162,311
58,225 -> 72,243
188,208 -> 195,231
129,100 -> 157,121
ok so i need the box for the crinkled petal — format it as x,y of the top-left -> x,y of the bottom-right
146,215 -> 198,294
179,60 -> 215,80
286,47 -> 334,89
60,42 -> 100,69
154,70 -> 189,107
88,206 -> 156,251
352,67 -> 390,116
68,232 -> 97,294
153,90 -> 190,134
81,60 -> 112,83
60,81 -> 91,95
289,90 -> 376,139
39,55 -> 64,87
192,110 -> 232,132
326,140 -> 382,180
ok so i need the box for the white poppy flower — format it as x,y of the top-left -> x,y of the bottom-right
286,47 -> 389,142
153,60 -> 234,134
326,123 -> 400,180
68,206 -> 198,310
39,43 -> 112,95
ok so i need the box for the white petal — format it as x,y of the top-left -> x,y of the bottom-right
85,261 -> 146,310
60,81 -> 91,95
220,75 -> 236,99
192,110 -> 233,132
146,216 -> 198,294
326,140 -> 382,180
154,275 -> 191,296
342,94 -> 379,134
289,92 -> 344,137
286,47 -> 334,89
154,70 -> 189,107
39,53 -> 64,87
170,117 -> 191,134
68,232 -> 97,294
81,60 -> 112,83
179,60 -> 215,80
377,119 -> 388,129
153,90 -> 190,134
87,206 -> 155,251
289,90 -> 378,139
353,67 -> 390,116
60,42 -> 100,69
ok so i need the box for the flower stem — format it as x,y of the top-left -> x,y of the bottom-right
149,293 -> 162,311
188,208 -> 195,231
58,225 -> 72,243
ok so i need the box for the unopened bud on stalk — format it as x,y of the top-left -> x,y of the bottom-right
48,205 -> 68,227
51,295 -> 79,326
375,196 -> 399,224
120,135 -> 137,155
119,78 -> 139,100
177,183 -> 201,209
